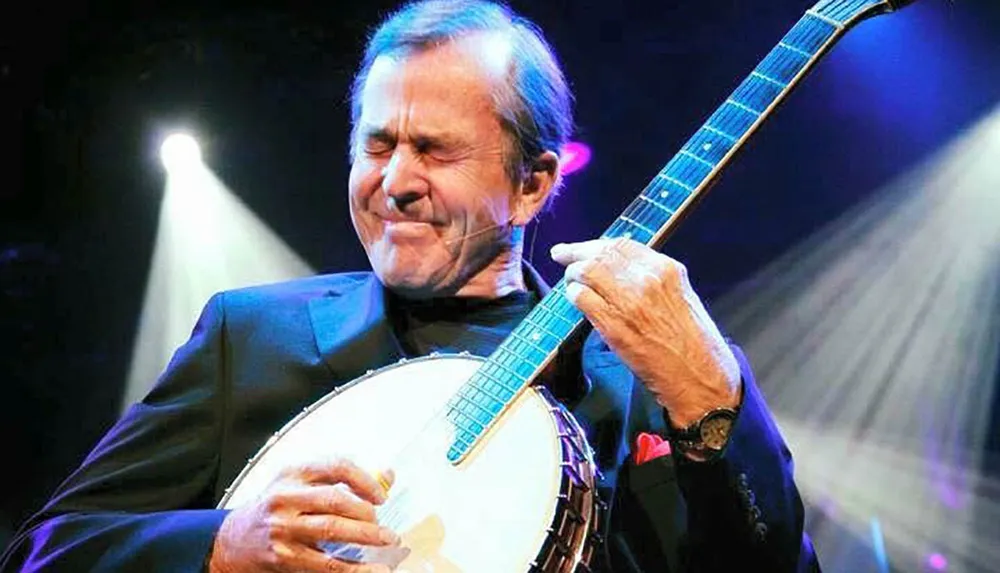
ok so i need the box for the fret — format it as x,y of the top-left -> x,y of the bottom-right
521,316 -> 564,345
471,378 -> 513,403
683,128 -> 736,165
478,368 -> 517,399
448,394 -> 492,427
822,0 -> 883,23
680,149 -> 715,168
758,47 -> 809,85
726,98 -> 762,116
479,360 -> 501,383
463,383 -> 504,413
638,193 -> 675,215
448,406 -> 485,433
526,308 -> 573,338
452,429 -> 475,449
787,16 -> 837,53
606,218 -> 654,243
509,328 -> 550,355
539,306 -> 576,338
543,304 -> 579,327
778,41 -> 812,59
606,224 -> 638,242
674,154 -> 713,184
708,101 -> 758,138
447,395 -> 485,429
625,197 -> 671,231
657,173 -> 693,191
455,391 -> 497,419
733,75 -> 784,117
467,378 -> 508,405
751,70 -> 787,88
492,347 -> 536,379
502,336 -> 543,369
475,369 -> 519,396
623,194 -> 670,222
647,180 -> 691,212
538,288 -> 573,315
662,157 -> 712,190
703,125 -> 738,143
806,9 -> 844,28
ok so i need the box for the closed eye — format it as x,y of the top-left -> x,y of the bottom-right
414,137 -> 465,162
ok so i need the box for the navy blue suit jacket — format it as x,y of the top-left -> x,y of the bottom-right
2,270 -> 818,572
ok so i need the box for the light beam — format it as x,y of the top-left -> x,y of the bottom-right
714,103 -> 1000,573
124,132 -> 315,409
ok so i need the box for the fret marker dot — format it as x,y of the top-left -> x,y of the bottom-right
702,143 -> 713,151
660,191 -> 669,198
531,331 -> 542,342
622,231 -> 632,239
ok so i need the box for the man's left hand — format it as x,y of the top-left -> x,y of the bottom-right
551,238 -> 741,428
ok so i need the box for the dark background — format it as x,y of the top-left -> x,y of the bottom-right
2,0 -> 999,563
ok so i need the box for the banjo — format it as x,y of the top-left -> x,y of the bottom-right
220,1 -> 915,570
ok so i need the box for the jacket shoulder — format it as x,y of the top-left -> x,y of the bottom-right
213,272 -> 371,316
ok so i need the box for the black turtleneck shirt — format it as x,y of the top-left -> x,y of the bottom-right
387,290 -> 540,359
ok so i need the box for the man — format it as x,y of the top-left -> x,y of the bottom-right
2,1 -> 818,571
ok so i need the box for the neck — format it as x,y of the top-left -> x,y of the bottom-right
454,226 -> 526,299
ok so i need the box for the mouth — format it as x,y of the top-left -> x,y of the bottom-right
379,217 -> 436,239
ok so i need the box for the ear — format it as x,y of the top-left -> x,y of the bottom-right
512,150 -> 561,226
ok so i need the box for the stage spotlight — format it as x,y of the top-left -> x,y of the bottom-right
124,131 -> 314,409
160,133 -> 202,174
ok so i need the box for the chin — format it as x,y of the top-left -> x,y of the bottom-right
372,258 -> 447,298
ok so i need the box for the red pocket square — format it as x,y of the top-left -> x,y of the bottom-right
634,432 -> 672,464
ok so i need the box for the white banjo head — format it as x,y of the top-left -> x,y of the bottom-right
221,355 -> 596,572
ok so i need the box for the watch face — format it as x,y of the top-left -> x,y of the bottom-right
700,415 -> 735,450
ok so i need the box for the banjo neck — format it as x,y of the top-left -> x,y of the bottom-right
445,0 -> 913,465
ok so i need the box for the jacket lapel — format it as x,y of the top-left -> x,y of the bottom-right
308,274 -> 404,384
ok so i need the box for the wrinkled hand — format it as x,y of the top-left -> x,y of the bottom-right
210,459 -> 399,573
552,238 -> 741,428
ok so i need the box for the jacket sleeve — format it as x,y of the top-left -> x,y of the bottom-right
1,294 -> 231,573
662,344 -> 819,572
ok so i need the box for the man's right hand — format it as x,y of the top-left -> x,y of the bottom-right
209,459 -> 400,572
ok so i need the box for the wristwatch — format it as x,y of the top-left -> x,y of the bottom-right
671,407 -> 739,460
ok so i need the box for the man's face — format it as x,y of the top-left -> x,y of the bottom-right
349,39 -> 523,298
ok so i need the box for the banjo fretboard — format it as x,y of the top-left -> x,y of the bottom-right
445,0 -> 911,463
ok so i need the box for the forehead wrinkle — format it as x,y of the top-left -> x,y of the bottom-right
360,48 -> 501,147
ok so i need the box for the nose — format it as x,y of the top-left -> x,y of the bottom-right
381,149 -> 429,211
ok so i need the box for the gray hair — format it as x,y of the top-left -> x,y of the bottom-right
349,0 -> 573,195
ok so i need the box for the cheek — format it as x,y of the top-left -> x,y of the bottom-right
439,176 -> 512,228
348,164 -> 382,221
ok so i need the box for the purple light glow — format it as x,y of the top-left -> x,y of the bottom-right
927,553 -> 948,571
559,141 -> 592,175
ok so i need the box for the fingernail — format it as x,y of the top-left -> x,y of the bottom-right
380,528 -> 400,545
550,243 -> 565,257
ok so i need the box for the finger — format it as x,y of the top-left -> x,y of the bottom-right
282,543 -> 392,573
564,259 -> 618,303
279,486 -> 378,523
550,239 -> 614,266
564,280 -> 611,326
294,460 -> 388,505
290,514 -> 401,548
